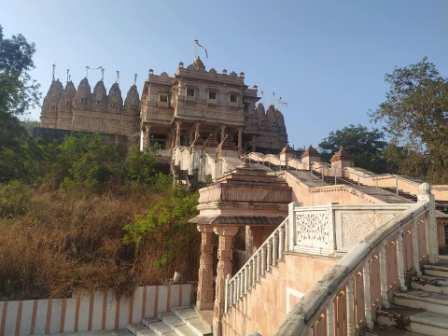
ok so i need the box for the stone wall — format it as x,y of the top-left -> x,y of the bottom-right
222,253 -> 339,336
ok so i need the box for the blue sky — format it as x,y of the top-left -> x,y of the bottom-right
1,0 -> 447,147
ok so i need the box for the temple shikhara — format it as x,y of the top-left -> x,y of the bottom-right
30,58 -> 448,336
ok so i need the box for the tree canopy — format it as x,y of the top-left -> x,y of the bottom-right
373,57 -> 448,183
319,124 -> 388,173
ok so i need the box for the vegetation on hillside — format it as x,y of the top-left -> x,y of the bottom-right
0,25 -> 199,300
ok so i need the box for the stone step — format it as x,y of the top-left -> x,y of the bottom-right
408,311 -> 448,336
171,307 -> 212,336
162,313 -> 198,336
423,264 -> 448,278
393,290 -> 448,316
143,319 -> 177,336
437,254 -> 448,263
411,277 -> 448,294
128,323 -> 157,336
418,275 -> 448,286
365,326 -> 426,336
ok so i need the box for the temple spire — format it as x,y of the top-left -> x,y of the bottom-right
52,64 -> 56,81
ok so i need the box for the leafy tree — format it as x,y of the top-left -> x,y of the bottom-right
0,25 -> 40,117
123,188 -> 198,270
0,25 -> 41,182
373,57 -> 448,183
319,124 -> 389,173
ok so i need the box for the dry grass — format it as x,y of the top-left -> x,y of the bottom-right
0,188 -> 199,300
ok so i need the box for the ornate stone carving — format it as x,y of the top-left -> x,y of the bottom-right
294,209 -> 331,250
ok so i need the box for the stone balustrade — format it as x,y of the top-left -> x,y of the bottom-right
275,183 -> 438,336
225,219 -> 288,312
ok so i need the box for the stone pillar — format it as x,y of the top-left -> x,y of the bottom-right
213,225 -> 239,336
142,124 -> 151,150
220,125 -> 226,144
417,183 -> 438,264
238,127 -> 243,153
175,120 -> 181,147
197,225 -> 215,311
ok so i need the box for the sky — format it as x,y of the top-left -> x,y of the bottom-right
1,0 -> 447,147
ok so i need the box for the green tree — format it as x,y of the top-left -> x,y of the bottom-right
0,25 -> 41,183
0,25 -> 40,117
373,57 -> 448,183
319,124 -> 389,173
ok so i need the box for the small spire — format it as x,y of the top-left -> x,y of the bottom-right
85,66 -> 90,79
66,69 -> 70,83
52,64 -> 56,81
133,73 -> 137,85
99,66 -> 104,81
116,70 -> 120,84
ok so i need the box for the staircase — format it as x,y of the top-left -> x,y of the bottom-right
370,256 -> 448,336
127,307 -> 212,336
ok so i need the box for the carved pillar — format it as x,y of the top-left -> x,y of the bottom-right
197,225 -> 215,311
396,230 -> 407,291
237,127 -> 243,153
362,261 -> 374,329
220,125 -> 226,144
346,278 -> 355,336
379,243 -> 390,308
175,120 -> 181,147
417,183 -> 438,264
213,225 -> 239,336
326,300 -> 335,336
142,124 -> 151,150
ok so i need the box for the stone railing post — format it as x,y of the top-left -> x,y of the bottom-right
379,243 -> 390,308
261,246 -> 266,276
279,225 -> 284,259
417,183 -> 438,264
346,278 -> 355,336
362,261 -> 374,329
326,300 -> 335,336
272,233 -> 278,265
396,230 -> 407,291
412,219 -> 422,276
267,239 -> 272,271
288,202 -> 295,250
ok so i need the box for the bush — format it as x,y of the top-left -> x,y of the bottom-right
0,180 -> 31,218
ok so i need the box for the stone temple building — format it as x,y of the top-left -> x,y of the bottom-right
39,78 -> 140,142
140,57 -> 287,154
38,57 -> 287,155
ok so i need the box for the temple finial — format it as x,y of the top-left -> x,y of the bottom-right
116,70 -> 120,84
52,64 -> 56,81
66,69 -> 70,83
85,65 -> 90,79
133,73 -> 137,85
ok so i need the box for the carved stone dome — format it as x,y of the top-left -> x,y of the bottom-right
108,82 -> 123,112
58,81 -> 77,110
124,84 -> 140,113
93,80 -> 107,111
74,78 -> 91,109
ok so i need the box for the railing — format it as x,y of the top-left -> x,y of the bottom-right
275,183 -> 438,336
224,219 -> 288,312
223,202 -> 413,313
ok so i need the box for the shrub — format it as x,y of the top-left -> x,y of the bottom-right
0,180 -> 31,218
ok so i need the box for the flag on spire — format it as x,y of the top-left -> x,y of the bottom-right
194,39 -> 208,58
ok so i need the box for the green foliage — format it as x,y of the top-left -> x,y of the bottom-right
319,124 -> 389,173
0,25 -> 40,117
123,188 -> 198,270
373,57 -> 448,183
0,181 -> 31,218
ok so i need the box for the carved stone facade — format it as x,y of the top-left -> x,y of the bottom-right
39,58 -> 288,154
40,78 -> 140,142
140,57 -> 288,154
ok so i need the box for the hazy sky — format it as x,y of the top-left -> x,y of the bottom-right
1,0 -> 447,147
